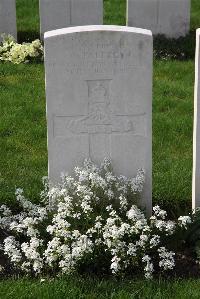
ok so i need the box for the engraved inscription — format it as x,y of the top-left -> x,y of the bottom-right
48,35 -> 146,75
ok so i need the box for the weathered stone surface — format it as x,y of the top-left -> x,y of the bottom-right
39,0 -> 103,39
127,0 -> 190,38
0,0 -> 17,42
193,29 -> 200,210
44,25 -> 152,213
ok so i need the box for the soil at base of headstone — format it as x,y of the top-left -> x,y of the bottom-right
173,253 -> 200,278
1,250 -> 200,279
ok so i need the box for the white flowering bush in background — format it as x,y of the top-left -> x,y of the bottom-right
0,35 -> 43,64
0,159 -> 192,279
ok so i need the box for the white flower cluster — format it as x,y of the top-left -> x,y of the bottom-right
0,35 -> 43,64
0,159 -> 191,279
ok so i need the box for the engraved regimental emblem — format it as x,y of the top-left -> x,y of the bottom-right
68,80 -> 112,133
53,79 -> 146,137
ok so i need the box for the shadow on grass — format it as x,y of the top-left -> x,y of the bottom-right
153,196 -> 192,219
17,31 -> 40,43
17,29 -> 196,61
154,30 -> 196,60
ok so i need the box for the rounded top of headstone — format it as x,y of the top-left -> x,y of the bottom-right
44,25 -> 152,40
197,28 -> 200,36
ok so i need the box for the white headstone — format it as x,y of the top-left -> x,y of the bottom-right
39,0 -> 103,39
193,29 -> 200,210
0,0 -> 17,42
127,0 -> 190,38
44,25 -> 152,214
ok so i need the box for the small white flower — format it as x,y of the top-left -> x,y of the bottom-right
150,235 -> 160,248
110,256 -> 121,274
40,278 -> 46,283
178,216 -> 192,228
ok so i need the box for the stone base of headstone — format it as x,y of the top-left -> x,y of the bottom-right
127,0 -> 190,39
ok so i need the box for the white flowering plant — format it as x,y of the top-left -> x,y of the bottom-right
0,159 -> 192,279
181,209 -> 200,264
0,35 -> 43,64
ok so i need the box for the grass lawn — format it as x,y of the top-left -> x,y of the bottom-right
1,0 -> 200,297
1,277 -> 200,299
